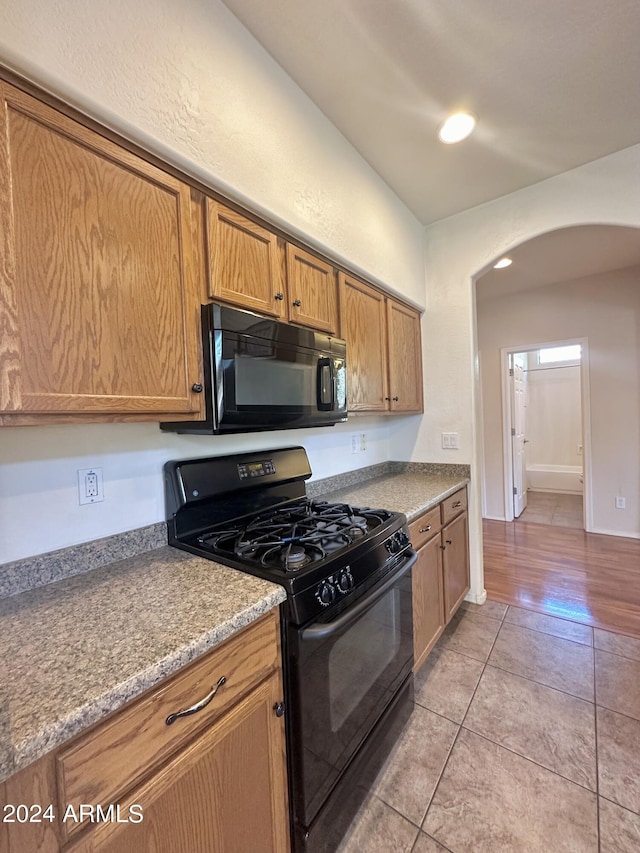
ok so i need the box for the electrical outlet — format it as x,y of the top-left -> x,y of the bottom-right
615,496 -> 626,510
359,433 -> 367,452
351,435 -> 358,454
78,467 -> 104,505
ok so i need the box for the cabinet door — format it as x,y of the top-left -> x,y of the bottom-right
338,273 -> 388,411
412,535 -> 445,672
206,200 -> 287,319
442,512 -> 470,623
286,244 -> 338,334
68,674 -> 290,853
386,299 -> 423,413
0,82 -> 203,418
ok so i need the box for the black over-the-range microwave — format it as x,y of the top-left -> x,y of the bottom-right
160,304 -> 347,435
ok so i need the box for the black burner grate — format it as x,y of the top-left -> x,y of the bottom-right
198,500 -> 391,573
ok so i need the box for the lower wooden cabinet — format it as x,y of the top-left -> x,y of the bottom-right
0,611 -> 289,853
67,674 -> 288,853
410,488 -> 470,671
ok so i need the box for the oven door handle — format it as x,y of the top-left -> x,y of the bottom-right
300,549 -> 417,642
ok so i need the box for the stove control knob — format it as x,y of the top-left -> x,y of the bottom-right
316,581 -> 336,607
385,536 -> 401,554
336,568 -> 354,594
397,530 -> 410,548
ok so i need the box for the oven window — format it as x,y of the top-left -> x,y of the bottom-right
328,589 -> 401,731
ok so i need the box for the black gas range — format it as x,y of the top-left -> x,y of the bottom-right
165,446 -> 416,853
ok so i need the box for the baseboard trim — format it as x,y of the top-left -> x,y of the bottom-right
589,527 -> 640,540
465,589 -> 488,605
483,515 -> 506,522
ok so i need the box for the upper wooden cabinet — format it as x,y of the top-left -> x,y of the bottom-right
386,299 -> 423,413
338,273 -> 388,411
0,81 -> 203,421
205,200 -> 287,320
286,244 -> 339,334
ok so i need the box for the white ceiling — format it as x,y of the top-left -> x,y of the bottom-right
476,225 -> 640,300
222,0 -> 640,226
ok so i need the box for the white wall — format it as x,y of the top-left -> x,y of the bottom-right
477,269 -> 639,534
526,363 -> 582,470
389,148 -> 640,594
0,0 -> 428,564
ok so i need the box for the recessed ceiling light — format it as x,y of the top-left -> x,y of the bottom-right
438,112 -> 477,144
493,257 -> 513,269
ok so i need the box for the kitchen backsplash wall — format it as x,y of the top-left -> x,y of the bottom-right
0,418 -> 392,564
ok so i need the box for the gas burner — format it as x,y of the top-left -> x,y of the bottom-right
282,545 -> 310,570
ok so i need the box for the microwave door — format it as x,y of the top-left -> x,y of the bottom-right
317,357 -> 334,411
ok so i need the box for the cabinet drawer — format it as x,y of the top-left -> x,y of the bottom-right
441,488 -> 467,525
408,505 -> 442,550
57,611 -> 279,837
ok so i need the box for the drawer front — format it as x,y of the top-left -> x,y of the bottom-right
57,610 -> 279,837
441,488 -> 468,525
408,505 -> 442,550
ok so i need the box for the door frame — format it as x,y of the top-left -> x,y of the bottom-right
500,337 -> 593,531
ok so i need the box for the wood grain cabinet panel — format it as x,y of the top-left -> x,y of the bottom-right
66,674 -> 289,853
442,511 -> 470,622
0,81 -> 203,419
338,273 -> 388,411
286,244 -> 338,334
412,534 -> 445,672
386,299 -> 423,413
205,200 -> 287,319
410,490 -> 470,671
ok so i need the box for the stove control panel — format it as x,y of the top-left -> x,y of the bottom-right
237,459 -> 276,480
385,530 -> 410,555
315,567 -> 355,606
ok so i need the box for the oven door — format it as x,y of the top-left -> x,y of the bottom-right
286,551 -> 415,831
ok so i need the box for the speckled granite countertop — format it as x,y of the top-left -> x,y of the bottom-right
312,467 -> 469,521
0,548 -> 285,784
0,462 -> 468,787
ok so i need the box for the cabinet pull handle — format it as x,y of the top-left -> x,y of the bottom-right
191,382 -> 203,393
392,396 -> 399,402
274,292 -> 284,300
452,501 -> 462,508
419,525 -> 432,533
293,299 -> 302,307
384,396 -> 391,401
445,539 -> 452,545
165,676 -> 227,725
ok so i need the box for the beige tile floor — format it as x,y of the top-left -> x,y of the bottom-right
517,491 -> 583,528
337,600 -> 640,852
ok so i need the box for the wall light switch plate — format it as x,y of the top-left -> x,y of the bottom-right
615,496 -> 626,510
442,432 -> 459,450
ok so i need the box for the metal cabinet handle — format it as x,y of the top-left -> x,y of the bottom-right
445,539 -> 452,545
191,382 -> 203,393
293,299 -> 302,307
419,525 -> 432,533
165,676 -> 226,725
392,396 -> 399,402
452,501 -> 462,508
274,292 -> 284,300
384,396 -> 391,401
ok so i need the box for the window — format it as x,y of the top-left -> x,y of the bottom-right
537,344 -> 581,366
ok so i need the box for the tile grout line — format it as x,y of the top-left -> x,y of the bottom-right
459,612 -> 599,792
418,606 -> 507,842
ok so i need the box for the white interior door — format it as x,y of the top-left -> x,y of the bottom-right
511,354 -> 528,517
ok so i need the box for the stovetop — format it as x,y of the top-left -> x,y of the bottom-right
196,499 -> 394,576
164,447 -> 413,625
